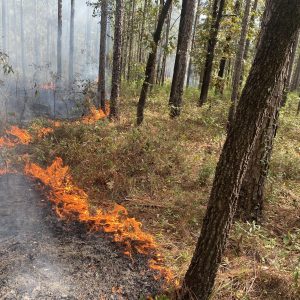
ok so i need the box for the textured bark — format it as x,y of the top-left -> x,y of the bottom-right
236,58 -> 290,222
69,0 -> 75,85
109,0 -> 124,119
98,0 -> 108,112
57,0 -> 62,81
199,0 -> 226,106
169,0 -> 197,117
230,0 -> 252,120
136,0 -> 173,125
179,1 -> 300,299
159,4 -> 172,86
291,54 -> 300,91
186,0 -> 202,88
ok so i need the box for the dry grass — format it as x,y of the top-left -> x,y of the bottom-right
29,86 -> 300,299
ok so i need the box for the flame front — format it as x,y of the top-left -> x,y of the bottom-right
0,126 -> 31,148
24,158 -> 172,280
24,158 -> 155,254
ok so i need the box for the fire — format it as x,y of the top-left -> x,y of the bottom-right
24,157 -> 172,280
40,82 -> 56,90
0,126 -> 31,148
81,105 -> 109,124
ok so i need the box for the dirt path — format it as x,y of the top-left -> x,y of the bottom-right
0,174 -> 162,299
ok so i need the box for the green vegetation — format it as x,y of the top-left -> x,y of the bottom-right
29,87 -> 300,299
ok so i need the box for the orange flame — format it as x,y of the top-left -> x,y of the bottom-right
81,105 -> 109,124
0,126 -> 31,148
40,82 -> 56,90
24,158 -> 172,280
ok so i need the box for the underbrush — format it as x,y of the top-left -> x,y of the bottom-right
29,87 -> 300,299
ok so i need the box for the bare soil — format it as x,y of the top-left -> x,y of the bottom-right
0,174 -> 162,299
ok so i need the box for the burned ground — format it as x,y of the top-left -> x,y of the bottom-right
0,174 -> 163,299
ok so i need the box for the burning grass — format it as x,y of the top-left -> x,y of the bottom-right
24,157 -> 172,281
6,87 -> 300,298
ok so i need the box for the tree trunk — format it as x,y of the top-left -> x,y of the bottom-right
179,1 -> 300,299
34,0 -> 39,66
2,0 -> 7,52
291,54 -> 300,91
199,0 -> 226,106
236,59 -> 290,222
230,0 -> 252,123
20,0 -> 26,81
243,0 -> 259,62
57,0 -> 62,82
169,0 -> 197,118
160,4 -> 172,86
98,0 -> 108,112
186,0 -> 202,88
69,0 -> 75,85
85,6 -> 92,72
127,0 -> 136,81
136,0 -> 173,126
109,0 -> 124,119
216,0 -> 241,94
138,0 -> 149,63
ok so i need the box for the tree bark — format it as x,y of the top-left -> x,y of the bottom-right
198,0 -> 226,106
230,0 -> 252,122
291,54 -> 300,91
160,4 -> 172,86
136,0 -> 173,126
179,1 -> 300,299
109,0 -> 124,119
69,0 -> 75,85
57,0 -> 62,82
98,0 -> 108,112
186,0 -> 202,88
169,0 -> 197,118
127,0 -> 136,81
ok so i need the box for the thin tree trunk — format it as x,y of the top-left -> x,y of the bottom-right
138,0 -> 149,63
136,0 -> 173,126
85,6 -> 92,72
20,0 -> 26,81
69,0 -> 75,85
291,53 -> 300,91
57,0 -> 62,82
34,0 -> 39,66
127,0 -> 136,81
109,0 -> 124,119
2,0 -> 7,52
243,0 -> 259,62
98,0 -> 108,112
186,0 -> 202,88
230,0 -> 252,123
199,0 -> 226,106
169,0 -> 197,118
160,4 -> 172,86
179,1 -> 300,299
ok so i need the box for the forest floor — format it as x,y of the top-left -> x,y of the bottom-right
0,172 -> 163,299
5,84 -> 300,299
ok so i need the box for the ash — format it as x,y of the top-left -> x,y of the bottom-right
0,175 -> 163,299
